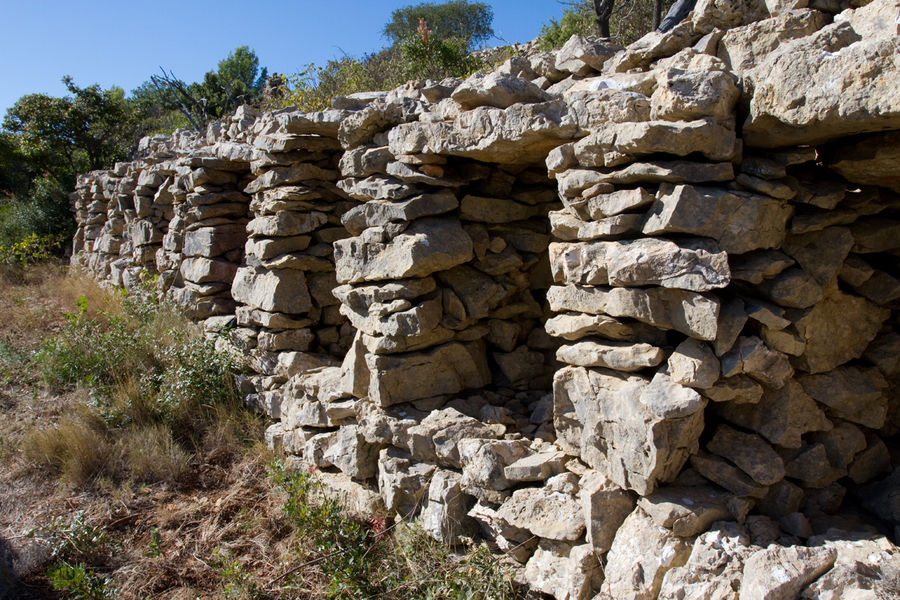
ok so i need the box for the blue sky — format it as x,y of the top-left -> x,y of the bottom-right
0,0 -> 571,117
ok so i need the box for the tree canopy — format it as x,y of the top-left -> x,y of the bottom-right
538,0 -> 676,48
133,46 -> 268,131
3,77 -> 139,179
383,0 -> 494,49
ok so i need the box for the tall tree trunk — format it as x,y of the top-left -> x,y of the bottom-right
653,0 -> 663,30
593,0 -> 615,39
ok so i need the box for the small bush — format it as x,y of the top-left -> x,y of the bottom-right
537,2 -> 596,49
25,287 -> 248,489
399,35 -> 484,81
268,462 -> 519,599
47,562 -> 113,600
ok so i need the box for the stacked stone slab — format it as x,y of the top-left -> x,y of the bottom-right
71,130 -> 202,290
68,0 -> 900,597
229,107 -> 355,383
331,86 -> 565,408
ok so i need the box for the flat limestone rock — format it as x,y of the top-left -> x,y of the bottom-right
244,162 -> 337,194
336,175 -> 419,202
179,256 -> 238,284
556,340 -> 665,372
405,407 -> 497,468
547,284 -> 720,341
718,9 -> 830,77
418,469 -> 476,545
562,186 -> 655,220
451,71 -> 550,110
366,342 -> 490,407
580,470 -> 635,555
707,424 -> 785,486
667,338 -> 720,389
555,35 -> 622,75
334,218 -> 474,284
792,288 -> 889,374
606,238 -> 730,292
640,370 -> 708,420
458,438 -> 531,496
341,190 -> 459,236
388,100 -> 579,164
549,210 -> 643,241
497,485 -> 584,541
744,24 -> 900,147
798,366 -> 889,430
702,375 -> 764,405
569,160 -> 734,187
637,485 -> 732,537
572,118 -> 737,168
740,545 -> 837,600
231,267 -> 312,314
554,366 -> 704,495
781,227 -> 854,288
524,541 -> 602,600
505,451 -> 567,482
544,312 -> 669,344
716,380 -> 832,449
691,452 -> 769,499
644,184 -> 792,254
650,68 -> 740,124
601,507 -> 693,600
550,238 -> 730,292
247,211 -> 328,237
827,130 -> 900,193
658,523 -> 755,600
720,336 -> 794,389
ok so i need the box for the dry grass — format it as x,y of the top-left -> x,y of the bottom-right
21,412 -> 114,487
1,265 -> 524,599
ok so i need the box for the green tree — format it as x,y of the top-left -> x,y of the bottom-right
383,0 -> 494,50
538,0 -> 675,48
0,78 -> 139,250
137,46 -> 268,131
3,77 -> 138,176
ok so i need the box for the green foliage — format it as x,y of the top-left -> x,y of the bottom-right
0,232 -> 65,267
538,0 -> 677,48
269,462 -> 519,599
211,548 -> 265,599
36,511 -> 111,564
25,290 -> 249,487
279,58 -> 373,113
399,35 -> 484,81
279,1 -> 492,112
270,461 -> 375,597
36,511 -> 115,599
47,563 -> 113,600
0,77 -> 139,257
3,77 -> 139,175
384,0 -> 495,49
135,46 -> 268,131
537,1 -> 597,49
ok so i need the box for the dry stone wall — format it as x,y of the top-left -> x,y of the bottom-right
71,0 -> 900,597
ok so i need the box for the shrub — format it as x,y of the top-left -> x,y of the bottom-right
268,461 -> 520,599
398,35 -> 484,81
538,0 -> 678,48
47,562 -> 112,600
537,1 -> 596,49
25,287 -> 248,489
